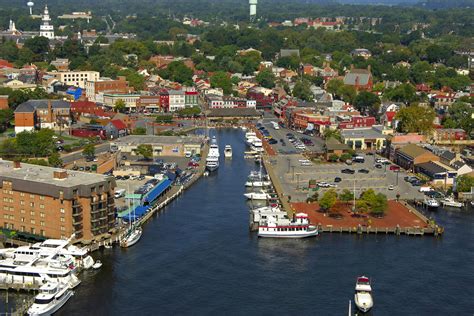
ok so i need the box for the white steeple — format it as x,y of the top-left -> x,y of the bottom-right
39,5 -> 54,39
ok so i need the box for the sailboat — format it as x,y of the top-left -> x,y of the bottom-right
245,157 -> 271,187
120,184 -> 142,248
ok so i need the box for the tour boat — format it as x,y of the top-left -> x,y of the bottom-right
423,198 -> 440,208
206,136 -> 220,171
250,206 -> 288,223
441,196 -> 463,208
245,180 -> 272,187
244,190 -> 271,200
27,281 -> 74,316
354,276 -> 374,313
258,213 -> 318,238
224,145 -> 232,158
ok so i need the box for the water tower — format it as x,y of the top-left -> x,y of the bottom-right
27,1 -> 34,15
249,0 -> 257,22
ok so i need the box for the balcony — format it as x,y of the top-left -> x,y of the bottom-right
72,208 -> 82,216
74,223 -> 83,231
73,216 -> 82,224
91,207 -> 107,215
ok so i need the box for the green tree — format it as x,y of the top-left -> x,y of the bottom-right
358,189 -> 388,216
395,105 -> 436,135
340,189 -> 354,205
328,154 -> 339,162
177,107 -> 201,117
292,80 -> 313,101
114,99 -> 126,113
132,127 -> 147,135
0,109 -> 13,132
48,152 -> 63,167
256,69 -> 276,89
456,175 -> 474,193
210,71 -> 232,95
385,83 -> 417,104
155,115 -> 174,123
326,79 -> 344,98
339,153 -> 352,162
354,91 -> 381,116
319,189 -> 338,212
23,36 -> 50,61
306,192 -> 319,203
135,144 -> 153,160
338,85 -> 357,104
83,144 -> 95,158
323,129 -> 342,142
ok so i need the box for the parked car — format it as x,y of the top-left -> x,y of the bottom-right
317,182 -> 330,188
388,185 -> 395,190
268,139 -> 278,144
358,169 -> 369,173
341,169 -> 355,174
375,164 -> 382,169
389,165 -> 400,171
334,177 -> 342,182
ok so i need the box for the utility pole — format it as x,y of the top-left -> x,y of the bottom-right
287,158 -> 291,173
296,173 -> 300,190
292,165 -> 295,181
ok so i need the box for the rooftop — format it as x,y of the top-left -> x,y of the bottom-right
206,108 -> 261,117
0,159 -> 112,188
398,144 -> 432,159
15,99 -> 70,113
341,127 -> 387,139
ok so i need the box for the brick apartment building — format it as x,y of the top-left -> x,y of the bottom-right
0,160 -> 116,240
0,95 -> 8,110
85,77 -> 130,102
14,99 -> 71,133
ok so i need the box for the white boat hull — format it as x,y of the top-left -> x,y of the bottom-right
28,289 -> 74,316
206,163 -> 219,172
244,193 -> 270,200
354,292 -> 373,313
258,230 -> 319,238
120,228 -> 143,248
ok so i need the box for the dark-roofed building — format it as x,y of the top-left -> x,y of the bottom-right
439,150 -> 461,166
395,144 -> 439,171
343,65 -> 373,91
415,161 -> 456,186
14,99 -> 71,133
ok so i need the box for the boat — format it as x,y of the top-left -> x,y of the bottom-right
224,145 -> 232,158
250,206 -> 288,226
245,132 -> 257,146
120,183 -> 143,248
258,213 -> 319,238
441,196 -> 463,208
423,198 -> 440,208
241,126 -> 248,131
104,244 -> 112,249
250,138 -> 263,152
206,136 -> 220,172
27,281 -> 74,316
92,260 -> 102,269
244,190 -> 271,200
245,180 -> 272,187
354,276 -> 374,313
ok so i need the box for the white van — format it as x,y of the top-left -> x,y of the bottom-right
419,186 -> 433,193
185,151 -> 192,158
114,189 -> 126,198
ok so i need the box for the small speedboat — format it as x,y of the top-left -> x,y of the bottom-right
224,145 -> 232,158
354,276 -> 373,313
441,197 -> 463,208
423,198 -> 439,208
92,260 -> 102,269
244,190 -> 271,200
28,282 -> 74,316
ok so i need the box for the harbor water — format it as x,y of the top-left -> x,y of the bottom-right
3,128 -> 474,315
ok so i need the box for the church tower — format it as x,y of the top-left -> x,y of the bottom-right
39,5 -> 54,39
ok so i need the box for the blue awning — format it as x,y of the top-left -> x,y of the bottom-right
144,178 -> 172,204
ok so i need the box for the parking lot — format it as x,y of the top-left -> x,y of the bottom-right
269,152 -> 425,202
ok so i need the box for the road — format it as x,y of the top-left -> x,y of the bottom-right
61,143 -> 111,164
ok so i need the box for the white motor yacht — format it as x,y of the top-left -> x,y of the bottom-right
206,136 -> 220,171
224,145 -> 232,158
27,282 -> 74,316
441,197 -> 463,208
354,276 -> 374,313
244,190 -> 271,200
258,213 -> 318,238
245,180 -> 272,187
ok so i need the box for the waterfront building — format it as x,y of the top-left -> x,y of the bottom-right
39,5 -> 54,39
340,125 -> 388,151
0,160 -> 116,240
14,99 -> 71,133
111,135 -> 204,157
103,93 -> 140,111
394,144 -> 439,171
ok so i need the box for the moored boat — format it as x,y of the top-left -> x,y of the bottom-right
244,190 -> 271,200
27,281 -> 74,316
224,145 -> 232,158
441,196 -> 463,208
258,213 -> 318,238
423,198 -> 440,208
354,276 -> 374,313
120,225 -> 143,248
206,136 -> 220,171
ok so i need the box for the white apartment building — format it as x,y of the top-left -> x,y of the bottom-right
103,93 -> 140,111
168,90 -> 186,112
47,71 -> 100,88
